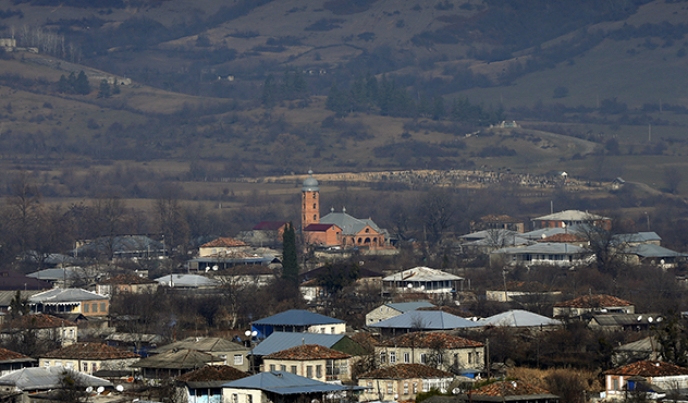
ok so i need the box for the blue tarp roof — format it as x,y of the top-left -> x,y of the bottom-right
251,332 -> 346,356
368,310 -> 479,330
222,371 -> 362,395
252,310 -> 344,326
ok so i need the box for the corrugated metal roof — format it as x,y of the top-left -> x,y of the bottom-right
614,232 -> 661,243
29,288 -> 107,303
627,244 -> 687,258
319,211 -> 382,236
222,371 -> 362,395
252,332 -> 347,356
491,243 -> 588,255
533,210 -> 608,221
0,367 -> 111,391
386,301 -> 435,313
154,274 -> 220,288
252,310 -> 344,326
369,310 -> 479,330
132,349 -> 223,369
382,267 -> 463,282
152,337 -> 247,354
479,310 -> 561,327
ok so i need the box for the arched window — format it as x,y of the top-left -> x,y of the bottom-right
313,214 -> 317,220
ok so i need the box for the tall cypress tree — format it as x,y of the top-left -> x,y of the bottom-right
281,222 -> 299,285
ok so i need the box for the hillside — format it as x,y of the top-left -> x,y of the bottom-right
0,0 -> 687,201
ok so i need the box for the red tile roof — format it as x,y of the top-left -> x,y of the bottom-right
471,380 -> 553,397
359,363 -> 453,379
379,332 -> 483,349
0,347 -> 32,362
604,360 -> 688,377
540,233 -> 586,243
42,342 -> 140,360
9,314 -> 77,329
99,274 -> 156,285
264,344 -> 351,360
177,365 -> 248,382
554,294 -> 633,308
201,237 -> 248,248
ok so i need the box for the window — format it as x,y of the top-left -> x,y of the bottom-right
247,395 -> 253,403
269,364 -> 276,371
280,365 -> 286,371
413,383 -> 418,393
313,214 -> 317,221
389,352 -> 396,364
386,383 -> 393,394
313,193 -> 317,199
403,352 -> 410,363
91,363 -> 97,373
92,303 -> 98,313
306,366 -> 313,378
234,355 -> 243,365
380,352 -> 387,364
320,327 -> 325,333
232,394 -> 238,403
468,352 -> 473,364
403,382 -> 409,395
420,353 -> 427,364
83,304 -> 89,313
367,381 -> 373,389
291,366 -> 297,374
316,365 -> 322,379
476,352 -> 481,363
82,363 -> 88,372
66,362 -> 73,369
100,303 -> 106,312
613,379 -> 619,390
330,327 -> 335,333
313,203 -> 317,209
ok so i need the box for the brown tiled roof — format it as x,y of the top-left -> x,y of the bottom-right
472,380 -> 553,397
379,332 -> 483,349
540,233 -> 586,243
201,237 -> 248,248
359,364 -> 452,379
0,347 -> 32,362
177,365 -> 248,382
42,342 -> 140,360
99,274 -> 156,285
554,294 -> 633,308
604,360 -> 688,377
264,344 -> 351,360
9,314 -> 77,329
304,223 -> 337,232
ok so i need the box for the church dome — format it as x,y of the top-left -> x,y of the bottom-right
302,170 -> 319,192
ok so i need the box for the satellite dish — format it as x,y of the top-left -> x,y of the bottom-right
657,317 -> 664,322
311,400 -> 319,403
637,316 -> 643,322
407,284 -> 413,288
212,265 -> 219,271
97,386 -> 105,394
251,330 -> 258,337
453,388 -> 461,395
86,387 -> 93,393
116,385 -> 124,392
205,266 -> 211,272
648,317 -> 654,323
245,330 -> 251,337
440,389 -> 447,394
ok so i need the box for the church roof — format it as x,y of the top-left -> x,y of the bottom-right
320,210 -> 382,236
302,170 -> 319,192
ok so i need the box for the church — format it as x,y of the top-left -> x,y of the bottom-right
301,171 -> 391,251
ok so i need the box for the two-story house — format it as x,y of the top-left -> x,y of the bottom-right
262,344 -> 352,382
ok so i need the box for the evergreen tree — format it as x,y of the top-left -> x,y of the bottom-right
57,75 -> 71,93
74,71 -> 91,95
97,79 -> 111,98
281,222 -> 299,285
325,83 -> 350,117
9,290 -> 28,319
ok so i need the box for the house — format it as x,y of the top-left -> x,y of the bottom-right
382,267 -> 463,299
603,360 -> 688,400
457,230 -> 531,255
105,332 -> 164,357
0,290 -> 44,317
300,171 -> 392,251
299,265 -> 383,305
0,348 -> 36,375
211,265 -> 277,289
458,380 -> 559,403
485,281 -> 561,303
470,214 -> 525,233
262,344 -> 352,382
28,288 -> 109,317
251,309 -> 346,339
368,310 -> 479,337
131,349 -> 224,380
199,237 -> 250,257
26,267 -> 100,288
621,244 -> 687,268
490,243 -> 592,267
366,301 -> 435,326
251,332 -> 369,362
478,310 -> 561,329
587,313 -> 661,332
0,271 -> 51,292
614,232 -> 662,246
155,274 -> 221,289
221,371 -> 363,403
1,314 -> 78,347
531,210 -> 611,231
236,221 -> 288,247
177,365 -> 248,403
151,337 -> 250,372
553,294 -> 635,317
39,342 -> 140,375
358,364 -> 454,402
74,235 -> 166,260
189,254 -> 276,272
96,273 -> 159,296
613,337 -> 660,366
0,367 -> 111,393
375,332 -> 485,373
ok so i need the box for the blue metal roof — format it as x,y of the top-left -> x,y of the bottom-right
386,301 -> 435,313
222,371 -> 362,395
252,310 -> 344,326
251,332 -> 346,356
368,310 -> 479,330
628,244 -> 687,258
